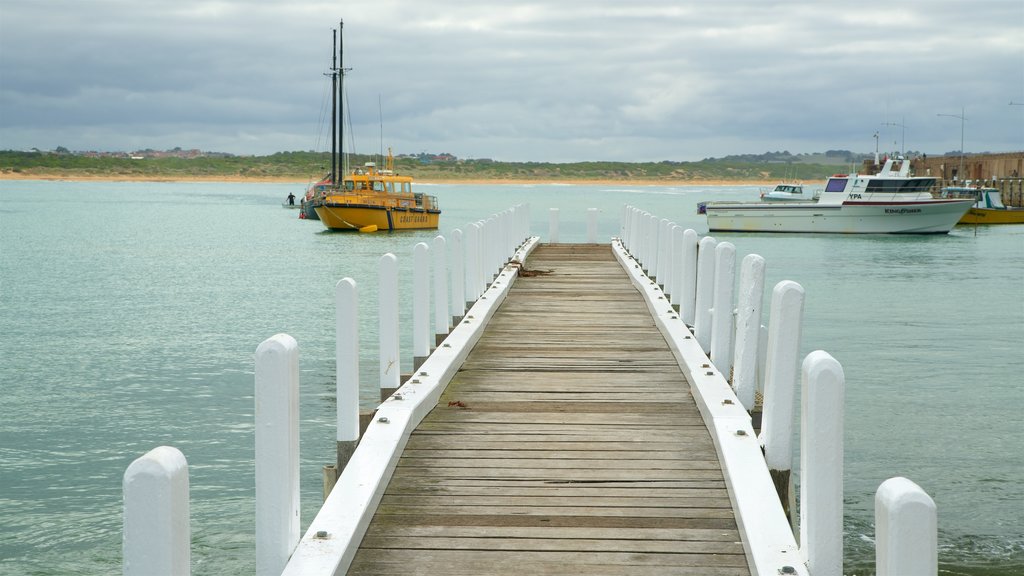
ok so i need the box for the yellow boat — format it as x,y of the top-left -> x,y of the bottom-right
942,187 -> 1024,225
310,21 -> 440,232
314,152 -> 440,231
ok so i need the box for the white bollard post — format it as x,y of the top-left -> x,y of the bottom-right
875,477 -> 937,576
450,229 -> 466,323
464,223 -> 479,304
476,220 -> 490,294
255,334 -> 300,576
587,208 -> 598,243
732,254 -> 766,411
335,278 -> 359,470
412,242 -> 431,369
693,236 -> 717,352
432,235 -> 450,345
759,280 -> 804,522
379,254 -> 400,398
680,229 -> 699,326
709,241 -> 736,376
669,225 -> 683,307
647,214 -> 659,276
123,446 -> 190,576
549,208 -> 560,243
800,350 -> 845,575
656,219 -> 670,285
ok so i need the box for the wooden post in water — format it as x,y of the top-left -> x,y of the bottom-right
433,235 -> 450,346
123,446 -> 190,576
710,241 -> 736,377
549,208 -> 560,244
378,254 -> 400,400
680,228 -> 699,326
759,280 -> 804,524
587,208 -> 598,243
693,236 -> 717,352
334,278 -> 359,475
800,350 -> 845,576
254,334 -> 300,576
412,242 -> 430,370
732,254 -> 766,411
875,477 -> 937,576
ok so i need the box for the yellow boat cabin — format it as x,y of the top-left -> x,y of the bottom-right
314,156 -> 440,231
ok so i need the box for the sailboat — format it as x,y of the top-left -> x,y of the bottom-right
312,20 -> 441,231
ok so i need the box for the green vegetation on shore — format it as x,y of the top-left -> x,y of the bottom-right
0,149 -> 856,182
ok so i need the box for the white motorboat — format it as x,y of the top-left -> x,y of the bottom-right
699,158 -> 973,234
760,183 -> 816,201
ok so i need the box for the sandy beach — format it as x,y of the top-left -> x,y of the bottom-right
0,172 -> 775,187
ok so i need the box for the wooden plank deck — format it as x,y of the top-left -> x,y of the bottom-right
348,244 -> 750,576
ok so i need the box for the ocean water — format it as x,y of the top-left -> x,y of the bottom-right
0,179 -> 1021,575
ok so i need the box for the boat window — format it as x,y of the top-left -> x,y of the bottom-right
373,181 -> 384,192
825,178 -> 847,192
865,178 -> 937,193
344,181 -> 354,191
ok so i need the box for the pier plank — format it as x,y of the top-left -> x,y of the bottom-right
348,244 -> 750,576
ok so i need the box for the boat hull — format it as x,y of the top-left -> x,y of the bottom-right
706,200 -> 973,234
959,207 -> 1024,225
314,204 -> 440,231
300,199 -> 321,220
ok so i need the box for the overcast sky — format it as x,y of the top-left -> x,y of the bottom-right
1,0 -> 1022,162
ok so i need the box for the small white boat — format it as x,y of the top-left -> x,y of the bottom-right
760,183 -> 816,201
699,157 -> 973,234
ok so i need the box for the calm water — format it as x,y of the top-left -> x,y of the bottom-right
1,180 -> 1021,575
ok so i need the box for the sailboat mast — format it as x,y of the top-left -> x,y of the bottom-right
330,27 -> 338,183
338,19 -> 345,181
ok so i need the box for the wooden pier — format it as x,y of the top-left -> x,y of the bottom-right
347,244 -> 749,575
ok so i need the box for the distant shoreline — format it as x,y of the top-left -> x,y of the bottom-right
0,172 -> 776,187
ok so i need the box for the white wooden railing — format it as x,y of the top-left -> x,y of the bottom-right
618,204 -> 938,576
122,203 -> 937,576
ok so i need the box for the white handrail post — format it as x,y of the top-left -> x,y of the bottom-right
255,334 -> 300,576
669,224 -> 683,308
549,208 -> 560,243
378,254 -> 400,399
476,220 -> 489,294
123,446 -> 190,576
800,350 -> 845,575
432,235 -> 450,345
732,254 -> 766,411
710,241 -> 736,376
450,228 -> 466,323
486,215 -> 498,280
680,229 -> 699,326
335,278 -> 359,471
647,215 -> 660,276
656,218 -> 670,285
693,236 -> 717,352
587,207 -> 598,243
521,203 -> 531,241
759,280 -> 804,523
467,223 -> 481,304
412,242 -> 431,369
875,477 -> 937,576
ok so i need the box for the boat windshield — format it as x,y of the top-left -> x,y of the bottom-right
825,178 -> 847,192
865,178 -> 936,194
